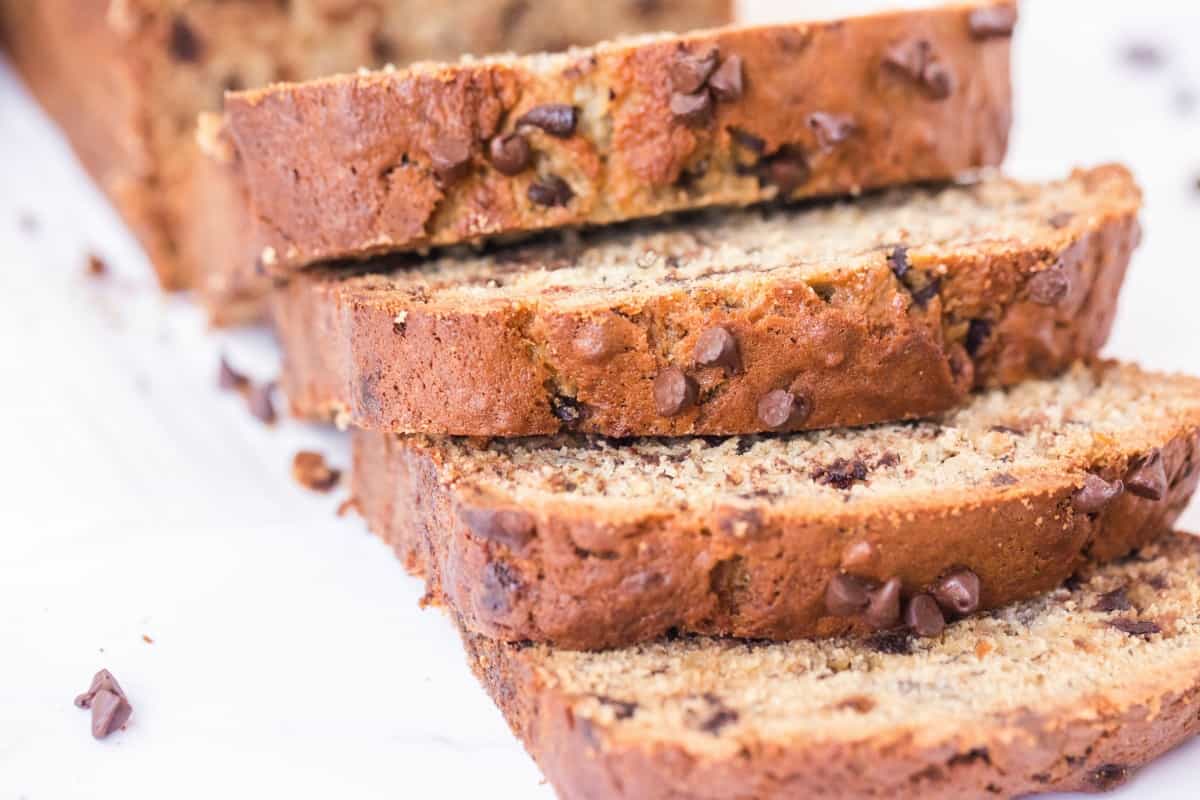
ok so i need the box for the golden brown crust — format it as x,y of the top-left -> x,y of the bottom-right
225,2 -> 1015,273
275,166 -> 1139,437
352,416 -> 1200,649
0,0 -> 732,306
461,533 -> 1200,799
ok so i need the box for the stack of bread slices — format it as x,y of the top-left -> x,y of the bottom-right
13,0 -> 1200,795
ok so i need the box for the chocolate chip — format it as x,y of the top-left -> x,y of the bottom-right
247,382 -> 277,425
965,319 -> 992,355
488,133 -> 532,175
1092,587 -> 1132,613
670,89 -> 714,125
369,31 -> 397,64
757,389 -> 810,429
905,594 -> 946,637
168,16 -> 203,63
461,507 -> 535,549
864,578 -> 903,630
693,327 -> 741,374
883,39 -> 955,100
75,669 -> 132,740
480,561 -> 522,615
551,395 -> 585,428
866,629 -> 913,655
729,127 -> 765,154
968,7 -> 1018,39
910,277 -> 941,308
887,246 -> 910,279
840,540 -> 877,574
808,112 -> 856,150
825,573 -> 872,616
428,137 -> 472,183
86,253 -> 108,278
653,367 -> 698,417
669,46 -> 719,94
528,175 -> 574,207
1088,764 -> 1130,791
1073,474 -> 1125,513
814,459 -> 869,491
700,706 -> 739,734
708,55 -> 744,102
516,104 -> 578,137
1108,618 -> 1161,637
931,568 -> 981,616
1125,450 -> 1167,500
291,451 -> 341,493
573,322 -> 619,362
218,355 -> 250,392
762,149 -> 810,194
1047,211 -> 1074,229
1028,267 -> 1071,305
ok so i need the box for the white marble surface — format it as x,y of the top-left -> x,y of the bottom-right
2,1 -> 1199,797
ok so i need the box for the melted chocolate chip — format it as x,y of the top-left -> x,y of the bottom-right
488,133 -> 532,175
1125,450 -> 1167,500
708,55 -> 744,102
910,277 -> 941,308
480,561 -> 522,615
669,46 -> 719,94
75,669 -> 132,740
729,127 -> 765,154
551,394 -> 585,428
291,451 -> 341,493
887,246 -> 910,279
757,389 -> 810,429
574,322 -> 619,362
762,148 -> 810,194
905,594 -> 946,637
653,367 -> 698,417
814,458 -> 869,490
428,137 -> 472,183
1028,267 -> 1071,305
931,568 -> 981,616
1088,764 -> 1130,791
968,7 -> 1018,39
866,629 -> 913,655
808,112 -> 857,150
1108,618 -> 1161,638
825,573 -> 872,616
168,16 -> 203,63
528,175 -> 574,207
965,319 -> 992,355
670,89 -> 714,125
1092,587 -> 1132,613
461,507 -> 535,549
1073,474 -> 1125,514
693,327 -> 742,374
517,104 -> 578,137
865,577 -> 903,630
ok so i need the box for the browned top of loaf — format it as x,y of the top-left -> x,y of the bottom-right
224,1 -> 1015,271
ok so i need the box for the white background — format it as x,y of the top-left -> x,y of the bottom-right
2,1 -> 1199,797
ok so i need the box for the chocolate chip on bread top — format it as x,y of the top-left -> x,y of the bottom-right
222,1 -> 1016,273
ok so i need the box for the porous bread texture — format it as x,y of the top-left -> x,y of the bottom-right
224,1 -> 1015,273
465,532 -> 1200,799
0,0 -> 731,315
353,362 -> 1200,648
279,165 -> 1140,437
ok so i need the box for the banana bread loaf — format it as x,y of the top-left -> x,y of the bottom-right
0,0 -> 731,313
278,165 -> 1139,437
354,361 -> 1200,649
223,1 -> 1016,274
464,530 -> 1200,799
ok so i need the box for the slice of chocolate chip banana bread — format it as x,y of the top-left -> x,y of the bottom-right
0,0 -> 731,313
223,1 -> 1016,274
353,362 -> 1200,649
278,165 -> 1139,437
463,530 -> 1200,799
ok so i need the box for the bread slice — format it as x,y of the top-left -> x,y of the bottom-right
353,362 -> 1200,649
223,1 -> 1016,273
0,0 -> 730,313
464,530 -> 1200,799
279,165 -> 1140,437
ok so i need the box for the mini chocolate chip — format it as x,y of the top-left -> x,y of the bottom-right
461,507 -> 535,549
1125,450 -> 1167,500
1047,211 -> 1074,228
247,382 -> 277,425
292,451 -> 341,493
670,89 -> 714,125
551,395 -> 584,428
931,568 -> 981,616
965,319 -> 992,355
653,367 -> 698,417
1028,268 -> 1071,305
864,578 -> 903,630
808,112 -> 857,150
1092,587 -> 1132,613
217,355 -> 250,392
825,573 -> 872,617
968,6 -> 1018,39
488,133 -> 531,175
1073,474 -> 1125,513
887,246 -> 910,279
517,104 -> 578,137
708,55 -> 744,102
528,175 -> 574,207
1108,618 -> 1161,637
693,327 -> 741,374
75,669 -> 132,740
814,459 -> 869,491
1088,764 -> 1130,791
429,137 -> 471,182
840,540 -> 877,573
757,389 -> 810,429
480,561 -> 522,615
168,16 -> 202,63
905,594 -> 946,637
669,46 -> 719,94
